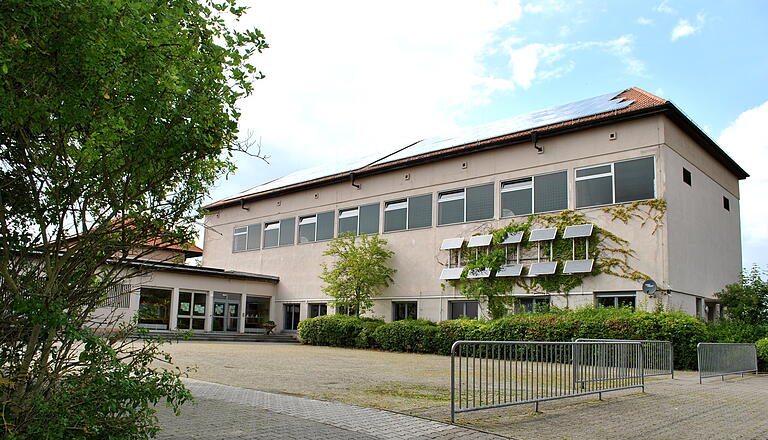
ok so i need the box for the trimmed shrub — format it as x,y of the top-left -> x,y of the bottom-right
297,315 -> 383,347
434,319 -> 484,355
356,319 -> 386,349
704,320 -> 768,343
372,319 -> 439,353
756,338 -> 768,372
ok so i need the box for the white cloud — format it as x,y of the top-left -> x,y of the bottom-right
504,42 -> 568,88
577,35 -> 647,77
654,88 -> 665,97
718,101 -> 768,248
671,13 -> 706,41
523,0 -> 567,14
655,0 -> 676,15
637,16 -> 653,25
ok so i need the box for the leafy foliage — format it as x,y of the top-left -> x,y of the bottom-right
297,315 -> 384,348
320,233 -> 396,316
372,320 -> 439,353
716,265 -> 768,325
756,338 -> 768,372
0,0 -> 265,437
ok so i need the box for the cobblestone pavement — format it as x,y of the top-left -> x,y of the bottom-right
155,379 -> 505,440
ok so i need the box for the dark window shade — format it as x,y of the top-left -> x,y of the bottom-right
279,218 -> 295,246
316,211 -> 335,240
466,183 -> 494,221
233,227 -> 247,252
298,218 -> 315,243
407,194 -> 432,229
438,199 -> 464,225
501,188 -> 532,217
534,171 -> 568,213
338,210 -> 358,236
263,224 -> 279,248
615,157 -> 655,203
359,203 -> 380,235
246,224 -> 260,250
576,175 -> 613,208
384,204 -> 407,232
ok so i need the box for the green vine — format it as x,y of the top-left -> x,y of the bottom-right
601,199 -> 667,234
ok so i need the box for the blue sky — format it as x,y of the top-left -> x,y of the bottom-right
207,0 -> 768,270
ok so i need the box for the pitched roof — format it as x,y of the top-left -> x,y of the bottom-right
205,87 -> 747,209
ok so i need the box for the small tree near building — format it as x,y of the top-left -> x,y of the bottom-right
320,233 -> 396,317
717,265 -> 768,324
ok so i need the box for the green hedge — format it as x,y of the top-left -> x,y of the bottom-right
371,319 -> 438,353
703,320 -> 768,343
756,338 -> 768,372
297,315 -> 383,348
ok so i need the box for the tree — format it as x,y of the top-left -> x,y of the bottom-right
0,0 -> 266,437
717,265 -> 768,324
320,233 -> 396,317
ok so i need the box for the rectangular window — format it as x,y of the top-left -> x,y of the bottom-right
576,157 -> 654,208
438,183 -> 494,225
263,222 -> 280,248
683,167 -> 692,186
449,300 -> 479,319
501,177 -> 533,217
338,204 -> 380,236
298,215 -> 317,243
595,292 -> 636,310
279,218 -> 295,246
102,283 -> 131,308
233,223 -> 261,252
723,196 -> 730,211
264,219 -> 295,247
309,303 -> 328,318
534,170 -> 568,213
466,183 -> 494,221
383,194 -> 433,232
336,304 -> 358,316
438,190 -> 465,225
244,296 -> 270,330
392,301 -> 418,321
138,287 -> 172,329
316,211 -> 335,240
514,296 -> 550,314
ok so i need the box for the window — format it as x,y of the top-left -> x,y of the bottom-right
338,203 -> 380,236
501,171 -> 568,216
514,296 -> 550,314
233,223 -> 261,252
336,304 -> 359,316
244,296 -> 270,330
299,212 -> 334,243
438,183 -> 494,225
723,196 -> 730,211
392,301 -> 417,321
264,219 -> 295,248
138,287 -> 172,329
102,283 -> 131,308
309,303 -> 328,318
449,300 -> 479,319
683,167 -> 692,186
595,292 -> 636,310
576,157 -> 654,208
284,303 -> 300,331
384,194 -> 433,232
177,291 -> 206,330
501,178 -> 532,217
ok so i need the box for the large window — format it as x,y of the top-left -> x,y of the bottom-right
449,300 -> 479,319
177,291 -> 206,330
392,301 -> 418,321
501,171 -> 568,216
576,157 -> 655,208
384,194 -> 432,232
338,203 -> 380,236
138,287 -> 172,329
595,292 -> 636,310
263,218 -> 296,248
438,183 -> 494,225
309,303 -> 328,318
244,296 -> 270,331
514,296 -> 550,314
299,211 -> 334,243
233,223 -> 261,252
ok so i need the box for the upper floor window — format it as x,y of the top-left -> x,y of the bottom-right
384,194 -> 432,232
263,218 -> 296,248
683,167 -> 692,186
233,223 -> 261,252
500,170 -> 568,217
299,211 -> 334,243
438,183 -> 494,225
338,203 -> 379,236
575,157 -> 654,209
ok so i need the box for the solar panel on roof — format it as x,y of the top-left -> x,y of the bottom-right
496,264 -> 523,277
563,224 -> 594,239
563,259 -> 594,274
439,267 -> 464,280
467,235 -> 493,248
528,261 -> 557,276
440,238 -> 464,250
500,231 -> 524,244
467,268 -> 491,279
528,228 -> 557,242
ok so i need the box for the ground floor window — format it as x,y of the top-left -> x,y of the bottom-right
284,303 -> 300,330
392,301 -> 417,321
177,291 -> 207,330
449,300 -> 478,319
138,287 -> 172,329
514,296 -> 550,314
309,303 -> 328,318
336,304 -> 359,316
595,292 -> 636,310
245,296 -> 270,330
213,292 -> 241,332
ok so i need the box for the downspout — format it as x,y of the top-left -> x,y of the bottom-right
350,172 -> 361,189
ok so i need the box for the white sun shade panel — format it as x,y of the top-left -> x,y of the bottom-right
440,237 -> 464,250
467,268 -> 491,279
439,267 -> 464,280
528,227 -> 557,242
563,224 -> 594,239
563,259 -> 594,274
500,231 -> 524,244
467,234 -> 493,248
496,264 -> 523,277
528,261 -> 557,276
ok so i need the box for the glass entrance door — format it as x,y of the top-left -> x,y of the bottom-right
177,291 -> 206,330
226,302 -> 239,332
284,303 -> 300,331
213,300 -> 241,332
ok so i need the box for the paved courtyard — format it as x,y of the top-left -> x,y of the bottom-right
156,341 -> 768,439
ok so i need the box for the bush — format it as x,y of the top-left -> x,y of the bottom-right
356,319 -> 386,349
373,320 -> 439,353
704,320 -> 768,343
297,315 -> 383,348
433,319 -> 484,355
756,338 -> 768,372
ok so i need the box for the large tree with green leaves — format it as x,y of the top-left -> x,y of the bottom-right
0,0 -> 266,437
717,265 -> 768,324
320,233 -> 396,317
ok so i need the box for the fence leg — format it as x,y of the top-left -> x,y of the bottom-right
534,402 -> 539,413
451,350 -> 455,423
598,391 -> 602,401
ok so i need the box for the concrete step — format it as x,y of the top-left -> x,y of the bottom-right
139,331 -> 300,343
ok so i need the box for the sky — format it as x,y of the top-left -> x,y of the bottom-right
203,0 -> 768,270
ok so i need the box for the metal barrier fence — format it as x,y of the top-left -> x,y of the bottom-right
450,341 -> 644,422
575,339 -> 674,378
697,343 -> 758,383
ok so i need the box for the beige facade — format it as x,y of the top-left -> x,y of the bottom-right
200,89 -> 746,332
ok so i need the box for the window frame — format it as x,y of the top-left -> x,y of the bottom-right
501,170 -> 569,216
308,303 -> 328,318
298,214 -> 317,243
392,301 -> 418,321
383,194 -> 433,233
595,292 -> 636,310
263,221 -> 281,249
575,156 -> 655,209
232,223 -> 260,252
448,300 -> 479,319
437,183 -> 494,226
338,203 -> 380,236
263,218 -> 295,248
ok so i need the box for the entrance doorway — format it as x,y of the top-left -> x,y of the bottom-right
212,293 -> 242,332
177,291 -> 207,330
284,303 -> 300,331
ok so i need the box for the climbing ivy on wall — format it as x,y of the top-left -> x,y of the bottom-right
447,199 -> 667,318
